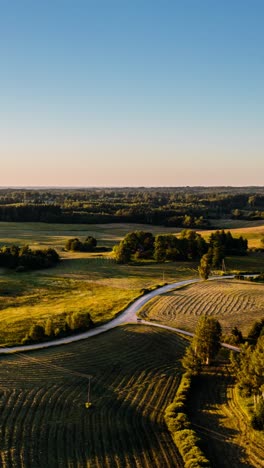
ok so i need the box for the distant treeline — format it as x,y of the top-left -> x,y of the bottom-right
113,229 -> 248,264
0,245 -> 60,271
0,187 -> 263,226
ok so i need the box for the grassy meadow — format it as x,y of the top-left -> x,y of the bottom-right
0,222 -> 197,346
0,221 -> 263,345
139,279 -> 264,336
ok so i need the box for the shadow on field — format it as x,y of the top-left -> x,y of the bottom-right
188,373 -> 253,468
0,326 -> 187,468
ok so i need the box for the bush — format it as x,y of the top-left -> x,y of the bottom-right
66,311 -> 94,332
164,372 -> 211,467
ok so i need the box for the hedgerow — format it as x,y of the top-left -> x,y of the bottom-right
164,374 -> 211,467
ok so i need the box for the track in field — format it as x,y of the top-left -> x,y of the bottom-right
0,325 -> 186,468
187,366 -> 264,468
140,280 -> 264,335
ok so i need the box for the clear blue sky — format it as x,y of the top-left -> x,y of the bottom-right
1,0 -> 263,186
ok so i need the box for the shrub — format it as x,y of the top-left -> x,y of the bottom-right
164,372 -> 211,467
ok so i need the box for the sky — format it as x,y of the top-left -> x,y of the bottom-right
1,0 -> 264,187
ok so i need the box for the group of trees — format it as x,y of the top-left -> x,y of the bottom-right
113,230 -> 208,264
0,245 -> 59,271
198,230 -> 248,279
113,229 -> 248,267
231,335 -> 264,430
22,311 -> 94,344
65,236 -> 97,252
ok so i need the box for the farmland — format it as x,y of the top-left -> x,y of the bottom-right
0,220 -> 264,466
139,279 -> 264,336
0,220 -> 263,346
0,222 -> 198,346
187,366 -> 264,468
0,325 -> 186,468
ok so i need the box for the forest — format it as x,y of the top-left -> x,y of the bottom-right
0,186 -> 263,225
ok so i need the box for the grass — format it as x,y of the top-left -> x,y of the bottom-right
0,222 -> 198,346
0,325 -> 187,468
0,273 -> 141,346
139,279 -> 264,336
187,365 -> 264,468
0,221 -> 262,346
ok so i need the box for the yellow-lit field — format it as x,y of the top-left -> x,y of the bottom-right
139,279 -> 264,336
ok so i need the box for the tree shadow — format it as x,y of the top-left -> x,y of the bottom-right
188,373 -> 254,468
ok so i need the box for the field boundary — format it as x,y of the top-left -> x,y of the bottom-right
164,373 -> 211,467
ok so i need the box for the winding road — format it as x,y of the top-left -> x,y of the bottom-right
0,275 -> 243,354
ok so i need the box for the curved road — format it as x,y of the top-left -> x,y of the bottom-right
0,275 -> 243,354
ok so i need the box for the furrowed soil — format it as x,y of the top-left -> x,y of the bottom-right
0,325 -> 186,468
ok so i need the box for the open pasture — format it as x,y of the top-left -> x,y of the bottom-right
0,222 -> 198,346
0,325 -> 186,468
0,221 -> 182,254
0,221 -> 262,346
139,279 -> 264,336
0,260 -> 198,346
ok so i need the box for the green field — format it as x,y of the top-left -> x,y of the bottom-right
0,222 -> 264,466
0,221 -> 263,346
0,325 -> 186,468
0,222 -> 198,346
139,279 -> 264,336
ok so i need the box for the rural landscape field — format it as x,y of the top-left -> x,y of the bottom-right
2,1 -> 264,466
139,279 -> 264,336
0,326 -> 187,468
0,195 -> 263,467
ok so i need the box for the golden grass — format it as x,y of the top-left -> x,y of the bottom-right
0,221 -> 262,346
139,279 -> 264,336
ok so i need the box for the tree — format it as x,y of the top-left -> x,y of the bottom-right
182,346 -> 202,376
67,311 -> 94,332
113,241 -> 131,263
234,336 -> 264,410
192,316 -> 222,365
45,318 -> 54,337
198,253 -> 211,280
28,324 -> 45,342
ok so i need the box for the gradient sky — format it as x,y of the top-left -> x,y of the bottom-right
1,0 -> 264,186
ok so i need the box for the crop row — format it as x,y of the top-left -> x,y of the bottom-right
0,325 -> 187,467
141,280 -> 264,334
